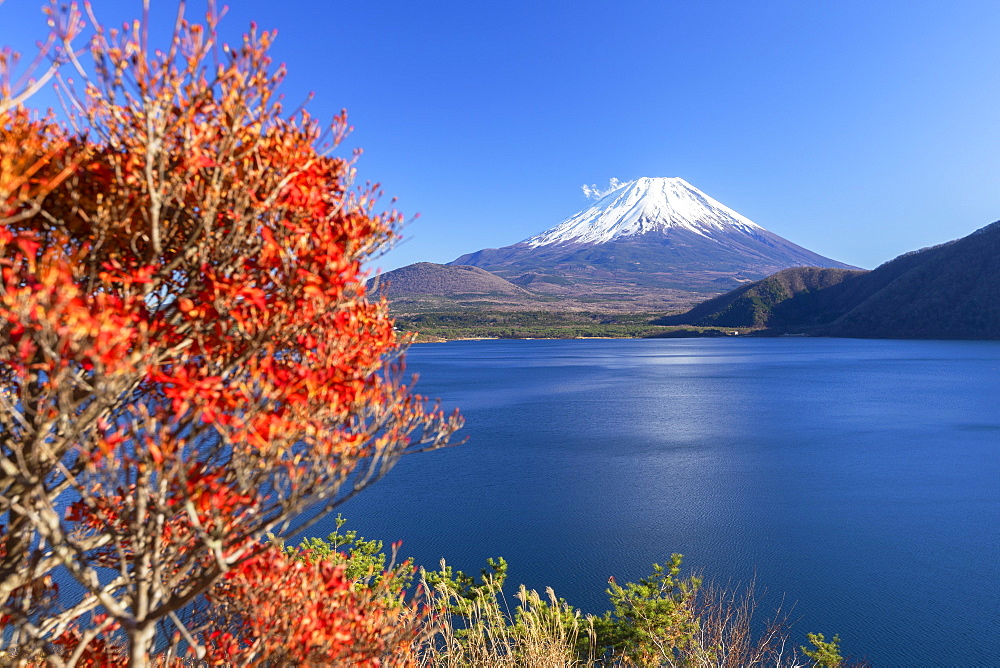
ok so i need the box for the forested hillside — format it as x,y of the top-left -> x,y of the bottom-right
662,221 -> 1000,339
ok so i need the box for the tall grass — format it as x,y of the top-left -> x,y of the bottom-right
416,565 -> 595,667
413,565 -> 811,667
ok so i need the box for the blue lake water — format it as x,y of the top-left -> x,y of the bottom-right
320,338 -> 1000,666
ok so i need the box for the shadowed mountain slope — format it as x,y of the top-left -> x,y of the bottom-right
823,221 -> 1000,338
661,220 -> 1000,339
655,267 -> 868,328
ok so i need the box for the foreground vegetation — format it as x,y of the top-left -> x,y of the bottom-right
1,4 -> 462,664
271,516 -> 856,667
0,517 -> 855,666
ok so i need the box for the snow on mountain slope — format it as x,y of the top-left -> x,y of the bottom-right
447,176 -> 855,305
525,177 -> 763,247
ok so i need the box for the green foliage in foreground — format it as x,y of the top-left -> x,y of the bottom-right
803,633 -> 844,667
274,514 -> 414,594
594,554 -> 703,665
288,518 -> 852,667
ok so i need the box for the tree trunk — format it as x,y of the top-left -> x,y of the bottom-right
128,623 -> 156,668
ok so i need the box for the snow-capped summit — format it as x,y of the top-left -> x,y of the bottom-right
448,176 -> 855,307
525,177 -> 762,247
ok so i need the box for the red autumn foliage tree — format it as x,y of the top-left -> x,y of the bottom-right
202,547 -> 422,667
0,2 -> 460,665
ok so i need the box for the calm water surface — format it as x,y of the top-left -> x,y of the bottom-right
323,338 -> 1000,666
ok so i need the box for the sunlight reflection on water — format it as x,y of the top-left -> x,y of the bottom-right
327,338 -> 1000,666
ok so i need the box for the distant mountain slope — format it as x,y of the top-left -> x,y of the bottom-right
656,267 -> 867,328
663,220 -> 1000,339
369,262 -> 530,298
823,221 -> 1000,338
450,177 -> 854,303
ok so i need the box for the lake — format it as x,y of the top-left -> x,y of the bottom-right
321,338 -> 1000,666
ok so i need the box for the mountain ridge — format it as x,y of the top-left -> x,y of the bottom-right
661,220 -> 1000,339
369,262 -> 530,298
445,177 -> 854,309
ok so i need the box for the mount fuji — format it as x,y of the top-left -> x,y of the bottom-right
445,177 -> 854,309
524,176 -> 768,247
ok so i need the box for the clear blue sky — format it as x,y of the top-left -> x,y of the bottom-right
4,0 -> 1000,271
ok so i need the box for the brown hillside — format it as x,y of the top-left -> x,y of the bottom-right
369,263 -> 531,298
